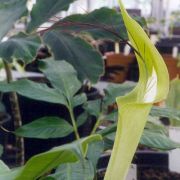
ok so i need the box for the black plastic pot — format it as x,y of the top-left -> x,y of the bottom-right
96,150 -> 169,180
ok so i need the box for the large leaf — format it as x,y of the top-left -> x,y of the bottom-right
15,116 -> 73,139
56,7 -> 127,41
145,121 -> 168,135
104,129 -> 180,151
49,141 -> 104,180
166,78 -> 180,126
49,160 -> 94,180
8,134 -> 102,180
0,0 -> 27,40
150,106 -> 180,121
39,60 -> 81,102
27,0 -> 78,32
46,8 -> 146,41
0,33 -> 41,63
104,1 -> 169,179
0,79 -> 67,105
141,129 -> 180,150
104,105 -> 180,123
43,32 -> 104,83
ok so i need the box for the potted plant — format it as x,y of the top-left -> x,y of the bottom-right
0,0 -> 179,180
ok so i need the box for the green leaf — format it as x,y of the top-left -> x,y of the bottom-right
104,129 -> 180,151
0,167 -> 22,180
150,106 -> 180,121
41,177 -> 55,180
0,161 -> 22,180
0,144 -> 3,157
166,78 -> 180,126
104,1 -> 169,179
58,7 -> 127,41
87,141 -> 104,168
27,0 -> 78,32
50,160 -> 94,180
97,123 -> 117,137
43,32 -> 104,83
84,99 -> 102,117
72,93 -> 87,108
141,129 -> 180,150
76,112 -> 88,127
0,79 -> 67,105
145,121 -> 168,135
104,111 -> 118,122
50,8 -> 146,41
0,33 -> 41,63
0,160 -> 9,173
14,134 -> 102,180
15,116 -> 73,139
39,60 -> 81,101
0,0 -> 27,40
103,81 -> 135,106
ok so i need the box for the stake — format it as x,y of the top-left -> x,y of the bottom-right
3,61 -> 24,166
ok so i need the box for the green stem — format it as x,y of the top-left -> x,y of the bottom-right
91,114 -> 104,134
68,104 -> 80,140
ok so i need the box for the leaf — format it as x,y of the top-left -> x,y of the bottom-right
0,160 -> 9,173
39,60 -> 82,101
166,78 -> 180,126
72,93 -> 87,108
0,32 -> 41,63
87,141 -> 104,168
104,129 -> 180,151
41,177 -> 55,180
0,0 -> 27,40
57,7 -> 128,41
49,8 -> 146,41
97,123 -> 117,137
0,79 -> 67,106
14,134 -> 102,180
0,144 -> 3,157
0,161 -> 22,180
145,121 -> 168,135
0,167 -> 22,180
104,1 -> 169,179
104,111 -> 118,122
103,81 -> 135,106
76,112 -> 88,127
43,31 -> 104,83
27,0 -> 78,32
84,99 -> 102,117
15,116 -> 73,139
141,129 -> 180,150
150,106 -> 180,121
50,160 -> 94,180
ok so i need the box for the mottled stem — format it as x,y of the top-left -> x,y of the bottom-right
3,61 -> 24,166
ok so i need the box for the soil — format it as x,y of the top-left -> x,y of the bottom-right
138,168 -> 180,180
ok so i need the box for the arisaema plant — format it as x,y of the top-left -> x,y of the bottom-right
104,0 -> 169,179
